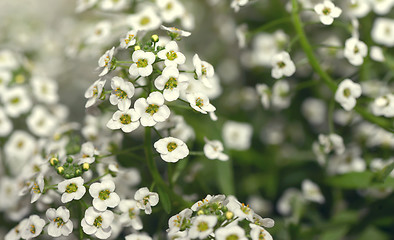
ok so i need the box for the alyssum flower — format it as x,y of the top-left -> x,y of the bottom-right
154,137 -> 189,163
107,108 -> 141,133
314,0 -> 342,25
335,79 -> 362,111
81,207 -> 114,239
271,51 -> 295,79
134,187 -> 159,214
58,177 -> 86,203
46,206 -> 73,237
98,47 -> 115,76
109,76 -> 135,111
157,41 -> 186,67
89,180 -> 120,211
154,66 -> 188,101
134,92 -> 171,127
129,50 -> 156,77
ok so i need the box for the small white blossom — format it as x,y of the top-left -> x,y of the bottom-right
318,133 -> 345,155
215,225 -> 247,240
86,21 -> 112,44
157,41 -> 186,67
58,177 -> 86,203
129,50 -> 156,77
154,67 -> 188,101
134,92 -> 171,127
127,7 -> 161,31
98,47 -> 115,76
107,108 -> 140,133
0,107 -> 12,136
168,208 -> 193,234
231,0 -> 249,12
134,187 -> 159,214
78,142 -> 99,164
100,0 -> 128,11
256,84 -> 271,109
370,0 -> 394,15
118,199 -> 143,230
203,137 -> 229,161
372,94 -> 394,118
223,121 -> 253,150
250,223 -> 273,240
335,79 -> 362,111
1,86 -> 32,118
271,51 -> 296,79
29,174 -> 45,203
154,137 -> 189,163
27,105 -> 58,137
110,76 -> 135,111
301,179 -> 325,204
370,46 -> 385,62
89,180 -> 120,211
85,78 -> 106,108
76,0 -> 97,12
157,0 -> 185,22
186,92 -> 216,114
120,30 -> 138,49
46,206 -> 73,237
188,215 -> 217,239
344,38 -> 368,66
31,76 -> 59,104
193,54 -> 215,88
160,25 -> 191,37
20,215 -> 45,240
314,1 -> 342,25
81,207 -> 114,239
371,18 -> 394,47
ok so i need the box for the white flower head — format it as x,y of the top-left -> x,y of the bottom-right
250,223 -> 273,240
231,0 -> 249,12
134,92 -> 171,127
203,137 -> 229,161
271,51 -> 296,79
85,78 -> 107,108
5,130 -> 36,176
29,174 -> 45,203
215,225 -> 247,240
20,215 -> 45,240
371,18 -> 394,47
129,50 -> 156,77
168,208 -> 193,233
125,233 -> 153,240
372,94 -> 394,118
223,121 -> 253,150
120,30 -> 138,49
27,105 -> 58,137
76,0 -> 97,12
344,37 -> 368,66
318,133 -> 345,155
0,107 -> 12,137
301,179 -> 325,204
128,7 -> 162,31
58,177 -> 86,203
31,76 -> 59,104
154,66 -> 188,101
157,41 -> 186,67
81,207 -> 114,239
107,108 -> 141,133
226,196 -> 254,221
161,25 -> 191,37
335,79 -> 362,111
134,187 -> 159,214
89,180 -> 120,211
1,86 -> 32,118
193,54 -> 215,88
370,46 -> 385,62
188,215 -> 217,239
46,206 -> 73,237
78,141 -> 99,164
186,92 -> 216,114
98,47 -> 115,76
256,83 -> 271,109
86,21 -> 112,44
118,199 -> 143,230
314,0 -> 342,25
110,76 -> 135,110
100,0 -> 128,11
371,0 -> 394,15
154,137 -> 189,163
157,0 -> 185,22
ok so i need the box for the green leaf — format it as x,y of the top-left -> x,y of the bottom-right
326,172 -> 373,189
372,162 -> 394,183
157,185 -> 171,214
216,160 -> 235,195
320,226 -> 349,240
358,226 -> 390,240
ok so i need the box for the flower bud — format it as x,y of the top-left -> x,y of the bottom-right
82,163 -> 90,171
49,157 -> 59,166
57,166 -> 64,174
151,34 -> 159,42
134,45 -> 141,51
225,211 -> 234,220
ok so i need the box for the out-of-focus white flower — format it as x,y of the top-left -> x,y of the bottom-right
85,78 -> 106,108
2,86 -> 32,118
344,37 -> 368,66
157,0 -> 185,22
372,94 -> 394,118
5,131 -> 36,176
134,92 -> 170,127
134,187 -> 159,214
125,233 -> 152,240
370,46 -> 385,62
0,50 -> 19,70
186,92 -> 216,114
86,21 -> 112,44
250,31 -> 288,67
118,199 -> 143,230
335,79 -> 362,111
271,51 -> 296,79
31,76 -> 58,104
0,69 -> 12,93
46,206 -> 73,237
129,50 -> 156,77
188,215 -> 217,239
370,0 -> 394,15
0,107 -> 12,136
98,47 -> 115,77
277,188 -> 304,216
109,76 -> 135,111
272,79 -> 291,109
301,179 -> 325,204
128,7 -> 161,31
231,0 -> 249,12
327,147 -> 366,174
100,0 -> 128,11
314,1 -> 342,25
203,137 -> 229,161
27,105 -> 58,137
58,177 -> 86,203
371,18 -> 394,47
81,207 -> 114,239
302,98 -> 326,125
76,0 -> 98,12
223,121 -> 253,150
154,67 -> 188,101
345,0 -> 371,18
256,84 -> 271,109
20,215 -> 45,239
154,137 -> 189,163
89,180 -> 120,211
318,133 -> 346,155
370,158 -> 394,177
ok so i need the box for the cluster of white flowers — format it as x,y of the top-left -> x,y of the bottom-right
167,194 -> 274,240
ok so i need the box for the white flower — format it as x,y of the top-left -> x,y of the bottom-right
168,208 -> 193,233
5,218 -> 28,240
344,37 -> 367,66
335,79 -> 362,111
46,206 -> 73,237
251,30 -> 288,67
371,18 -> 394,47
193,54 -> 215,88
107,108 -> 141,133
31,76 -> 58,104
76,0 -> 97,12
134,187 -> 159,214
372,94 -> 394,118
58,177 -> 86,203
371,0 -> 394,15
129,50 -> 156,77
226,196 -> 254,221
89,180 -> 120,211
1,86 -> 32,118
0,50 -> 19,70
160,25 -> 191,37
256,84 -> 271,109
29,174 -> 45,203
271,51 -> 295,79
85,78 -> 106,108
0,107 -> 12,136
134,92 -> 171,127
98,47 -> 115,77
327,147 -> 366,174
127,7 -> 161,31
154,137 -> 189,163
81,207 -> 114,239
231,0 -> 249,12
157,41 -> 186,67
100,0 -> 128,11
370,46 -> 385,62
78,142 -> 99,164
109,76 -> 135,110
272,79 -> 291,109
157,0 -> 185,22
86,21 -> 112,44
301,179 -> 325,204
186,92 -> 216,114
318,133 -> 345,155
222,121 -> 253,150
0,69 -> 12,93
277,188 -> 304,216
203,137 -> 229,161
20,215 -> 45,240
215,225 -> 247,240
120,30 -> 138,49
301,98 -> 326,125
314,1 -> 342,25
125,233 -> 152,240
27,105 -> 57,137
118,199 -> 143,230
188,215 -> 217,239
154,67 -> 188,101
345,0 -> 370,18
250,224 -> 273,240
191,194 -> 226,211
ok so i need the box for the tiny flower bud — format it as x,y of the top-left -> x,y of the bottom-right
50,157 -> 59,166
66,157 -> 73,163
134,45 -> 141,51
57,166 -> 64,174
225,211 -> 234,219
82,163 -> 90,171
151,34 -> 159,42
197,210 -> 204,215
75,169 -> 82,175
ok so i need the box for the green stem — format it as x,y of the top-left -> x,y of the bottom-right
247,16 -> 291,39
328,98 -> 335,133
